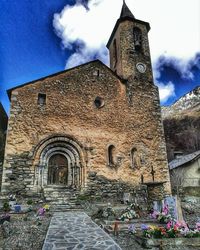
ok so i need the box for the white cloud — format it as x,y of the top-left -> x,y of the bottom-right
66,45 -> 108,69
53,0 -> 200,69
153,53 -> 200,83
156,81 -> 176,103
53,0 -> 121,68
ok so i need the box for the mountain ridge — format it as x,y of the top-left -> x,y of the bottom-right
162,85 -> 200,161
162,86 -> 200,119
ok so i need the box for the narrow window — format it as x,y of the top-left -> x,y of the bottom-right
108,145 -> 115,165
131,148 -> 137,168
113,39 -> 118,67
38,93 -> 46,105
133,27 -> 142,52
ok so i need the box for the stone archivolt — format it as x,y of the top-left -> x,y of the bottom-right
33,135 -> 85,191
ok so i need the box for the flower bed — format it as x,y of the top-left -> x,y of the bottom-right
142,221 -> 200,239
134,221 -> 200,249
150,203 -> 172,223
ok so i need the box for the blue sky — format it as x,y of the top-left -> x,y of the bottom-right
0,0 -> 200,114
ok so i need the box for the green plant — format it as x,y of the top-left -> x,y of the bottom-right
77,194 -> 91,201
152,228 -> 163,238
27,199 -> 33,205
185,230 -> 200,238
95,196 -> 101,202
3,201 -> 10,212
167,228 -> 177,238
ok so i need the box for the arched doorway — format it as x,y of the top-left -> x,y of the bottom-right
48,154 -> 68,185
33,136 -> 85,190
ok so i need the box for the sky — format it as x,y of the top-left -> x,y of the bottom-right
0,0 -> 200,114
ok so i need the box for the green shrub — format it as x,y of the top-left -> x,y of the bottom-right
77,194 -> 91,201
3,201 -> 10,212
27,199 -> 33,205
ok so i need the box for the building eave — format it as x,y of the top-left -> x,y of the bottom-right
7,60 -> 124,100
169,151 -> 200,170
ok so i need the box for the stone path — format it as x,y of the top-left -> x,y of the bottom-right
42,212 -> 122,250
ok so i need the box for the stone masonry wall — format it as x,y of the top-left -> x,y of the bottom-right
2,60 -> 171,196
86,171 -> 148,206
109,20 -> 153,82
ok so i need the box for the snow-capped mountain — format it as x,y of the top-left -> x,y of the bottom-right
162,86 -> 200,161
162,86 -> 200,119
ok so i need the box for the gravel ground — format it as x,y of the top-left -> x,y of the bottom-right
0,211 -> 51,250
181,199 -> 200,227
111,232 -> 144,250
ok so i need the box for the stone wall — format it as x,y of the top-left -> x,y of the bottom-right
109,20 -> 153,82
86,171 -> 148,204
146,182 -> 165,203
1,60 -> 171,197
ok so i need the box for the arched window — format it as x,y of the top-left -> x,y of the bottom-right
133,27 -> 142,52
131,148 -> 137,168
108,145 -> 115,165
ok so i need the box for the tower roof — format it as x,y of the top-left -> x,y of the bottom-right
120,0 -> 135,19
106,1 -> 150,48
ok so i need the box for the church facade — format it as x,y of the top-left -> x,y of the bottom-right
1,2 -> 171,200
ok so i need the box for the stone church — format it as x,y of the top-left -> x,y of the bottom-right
1,2 -> 171,201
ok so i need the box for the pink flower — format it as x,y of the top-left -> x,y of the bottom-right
162,204 -> 169,215
175,221 -> 182,228
167,221 -> 172,229
150,210 -> 159,219
38,207 -> 45,216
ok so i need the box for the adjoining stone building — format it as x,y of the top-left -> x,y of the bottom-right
0,102 -> 8,190
1,2 -> 171,201
169,151 -> 200,196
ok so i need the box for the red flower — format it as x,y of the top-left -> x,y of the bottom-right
174,225 -> 178,231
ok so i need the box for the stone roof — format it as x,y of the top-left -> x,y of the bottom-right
169,150 -> 200,170
120,0 -> 135,19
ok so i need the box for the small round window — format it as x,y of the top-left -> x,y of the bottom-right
94,97 -> 104,108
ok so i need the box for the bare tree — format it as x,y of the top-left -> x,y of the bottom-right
170,168 -> 185,197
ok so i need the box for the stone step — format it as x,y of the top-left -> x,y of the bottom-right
45,197 -> 77,201
49,202 -> 83,211
103,218 -> 157,226
44,191 -> 78,196
43,186 -> 80,205
44,194 -> 78,197
44,190 -> 74,194
45,196 -> 79,203
44,193 -> 73,197
43,186 -> 80,191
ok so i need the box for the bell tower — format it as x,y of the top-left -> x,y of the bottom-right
107,1 -> 153,82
